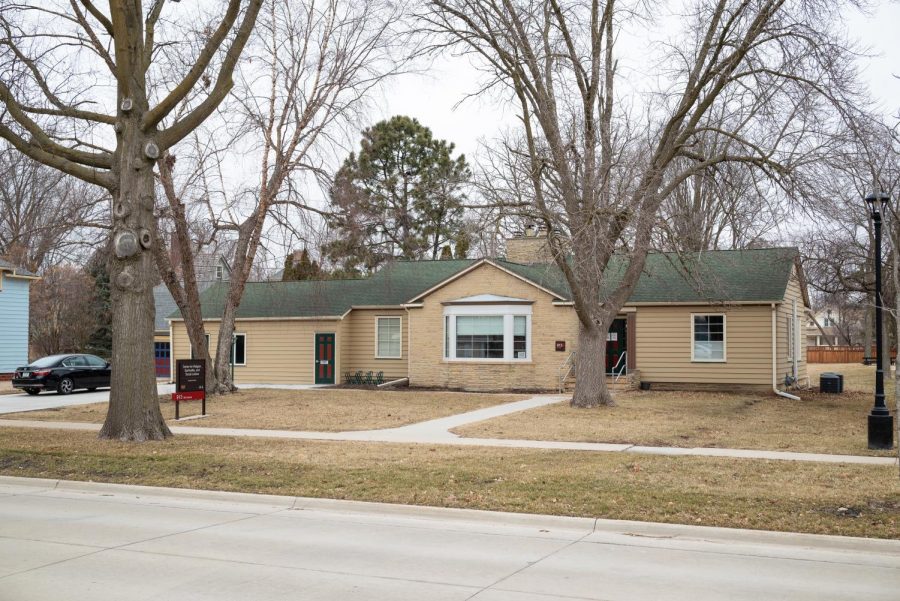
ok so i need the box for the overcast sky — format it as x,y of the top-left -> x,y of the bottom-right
368,2 -> 900,163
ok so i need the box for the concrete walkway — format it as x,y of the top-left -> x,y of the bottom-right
1,477 -> 898,601
1,392 -> 896,465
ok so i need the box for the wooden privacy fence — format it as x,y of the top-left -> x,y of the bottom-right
808,346 -> 897,364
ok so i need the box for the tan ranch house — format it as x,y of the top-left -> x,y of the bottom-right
168,236 -> 809,394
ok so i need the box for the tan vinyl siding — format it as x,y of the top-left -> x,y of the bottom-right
341,308 -> 408,380
408,262 -> 579,390
776,268 -> 808,384
634,304 -> 773,385
171,319 -> 342,384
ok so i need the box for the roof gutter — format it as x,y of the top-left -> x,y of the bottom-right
772,302 -> 800,400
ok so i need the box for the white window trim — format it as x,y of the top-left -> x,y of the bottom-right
443,304 -> 532,363
375,316 -> 403,359
690,313 -> 726,363
231,332 -> 247,366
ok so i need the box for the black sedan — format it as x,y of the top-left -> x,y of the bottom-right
12,354 -> 111,396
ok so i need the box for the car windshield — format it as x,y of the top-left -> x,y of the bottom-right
27,355 -> 67,368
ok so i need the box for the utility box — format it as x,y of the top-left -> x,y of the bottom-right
820,373 -> 843,394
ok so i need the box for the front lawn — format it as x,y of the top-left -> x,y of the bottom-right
0,428 -> 897,539
809,362 -> 897,397
452,387 -> 894,456
4,388 -> 524,432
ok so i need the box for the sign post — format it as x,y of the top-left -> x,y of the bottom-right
173,359 -> 206,420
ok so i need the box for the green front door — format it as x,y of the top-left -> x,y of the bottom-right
315,333 -> 335,384
605,318 -> 627,375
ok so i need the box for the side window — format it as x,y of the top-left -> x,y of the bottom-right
64,356 -> 88,367
376,317 -> 402,359
231,334 -> 246,365
692,315 -> 725,362
86,355 -> 106,367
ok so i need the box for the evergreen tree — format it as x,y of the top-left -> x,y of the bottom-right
325,116 -> 470,273
282,248 -> 322,281
454,231 -> 471,259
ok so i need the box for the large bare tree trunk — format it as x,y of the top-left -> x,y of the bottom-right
572,324 -> 615,407
100,119 -> 170,440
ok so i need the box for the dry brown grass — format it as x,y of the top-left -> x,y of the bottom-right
808,362 -> 897,396
4,388 -> 524,431
0,427 -> 897,539
454,386 -> 894,456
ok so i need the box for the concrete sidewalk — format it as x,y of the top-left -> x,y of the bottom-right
1,414 -> 895,465
0,477 -> 897,601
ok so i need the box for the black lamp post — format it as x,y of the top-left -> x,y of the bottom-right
864,191 -> 894,450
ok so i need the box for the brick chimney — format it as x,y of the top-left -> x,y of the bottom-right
505,225 -> 553,264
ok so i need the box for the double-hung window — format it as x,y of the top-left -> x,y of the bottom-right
443,304 -> 531,361
692,314 -> 725,362
376,317 -> 402,359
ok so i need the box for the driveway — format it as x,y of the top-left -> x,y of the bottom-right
0,383 -> 175,415
0,382 -> 326,415
0,477 -> 898,601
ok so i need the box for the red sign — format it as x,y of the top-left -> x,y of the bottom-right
172,391 -> 205,402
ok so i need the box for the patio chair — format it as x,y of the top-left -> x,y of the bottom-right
364,371 -> 374,385
375,371 -> 384,385
353,371 -> 364,385
344,371 -> 352,384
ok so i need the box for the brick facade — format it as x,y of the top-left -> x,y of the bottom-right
407,262 -> 579,391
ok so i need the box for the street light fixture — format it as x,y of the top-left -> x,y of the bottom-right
864,191 -> 894,450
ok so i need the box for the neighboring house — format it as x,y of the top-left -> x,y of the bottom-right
805,308 -> 842,347
153,250 -> 231,379
168,236 -> 808,392
0,258 -> 39,378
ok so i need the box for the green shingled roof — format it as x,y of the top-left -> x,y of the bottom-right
500,248 -> 800,304
171,248 -> 799,320
174,259 -> 477,320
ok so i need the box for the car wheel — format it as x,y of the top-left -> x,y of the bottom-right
57,377 -> 74,395
25,388 -> 40,396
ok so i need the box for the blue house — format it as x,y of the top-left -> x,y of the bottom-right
0,258 -> 38,376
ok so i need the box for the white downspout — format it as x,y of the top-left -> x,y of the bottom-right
792,300 -> 799,382
773,303 -> 801,400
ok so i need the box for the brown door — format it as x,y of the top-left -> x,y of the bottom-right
315,333 -> 335,384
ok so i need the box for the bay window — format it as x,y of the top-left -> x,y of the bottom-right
443,304 -> 531,361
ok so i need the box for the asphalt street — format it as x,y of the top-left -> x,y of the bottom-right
0,477 -> 897,601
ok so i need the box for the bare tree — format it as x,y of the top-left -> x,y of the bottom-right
174,0 -> 405,393
424,0 -> 860,407
29,264 -> 98,356
0,145 -> 105,272
153,147 -> 220,392
0,0 -> 262,439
